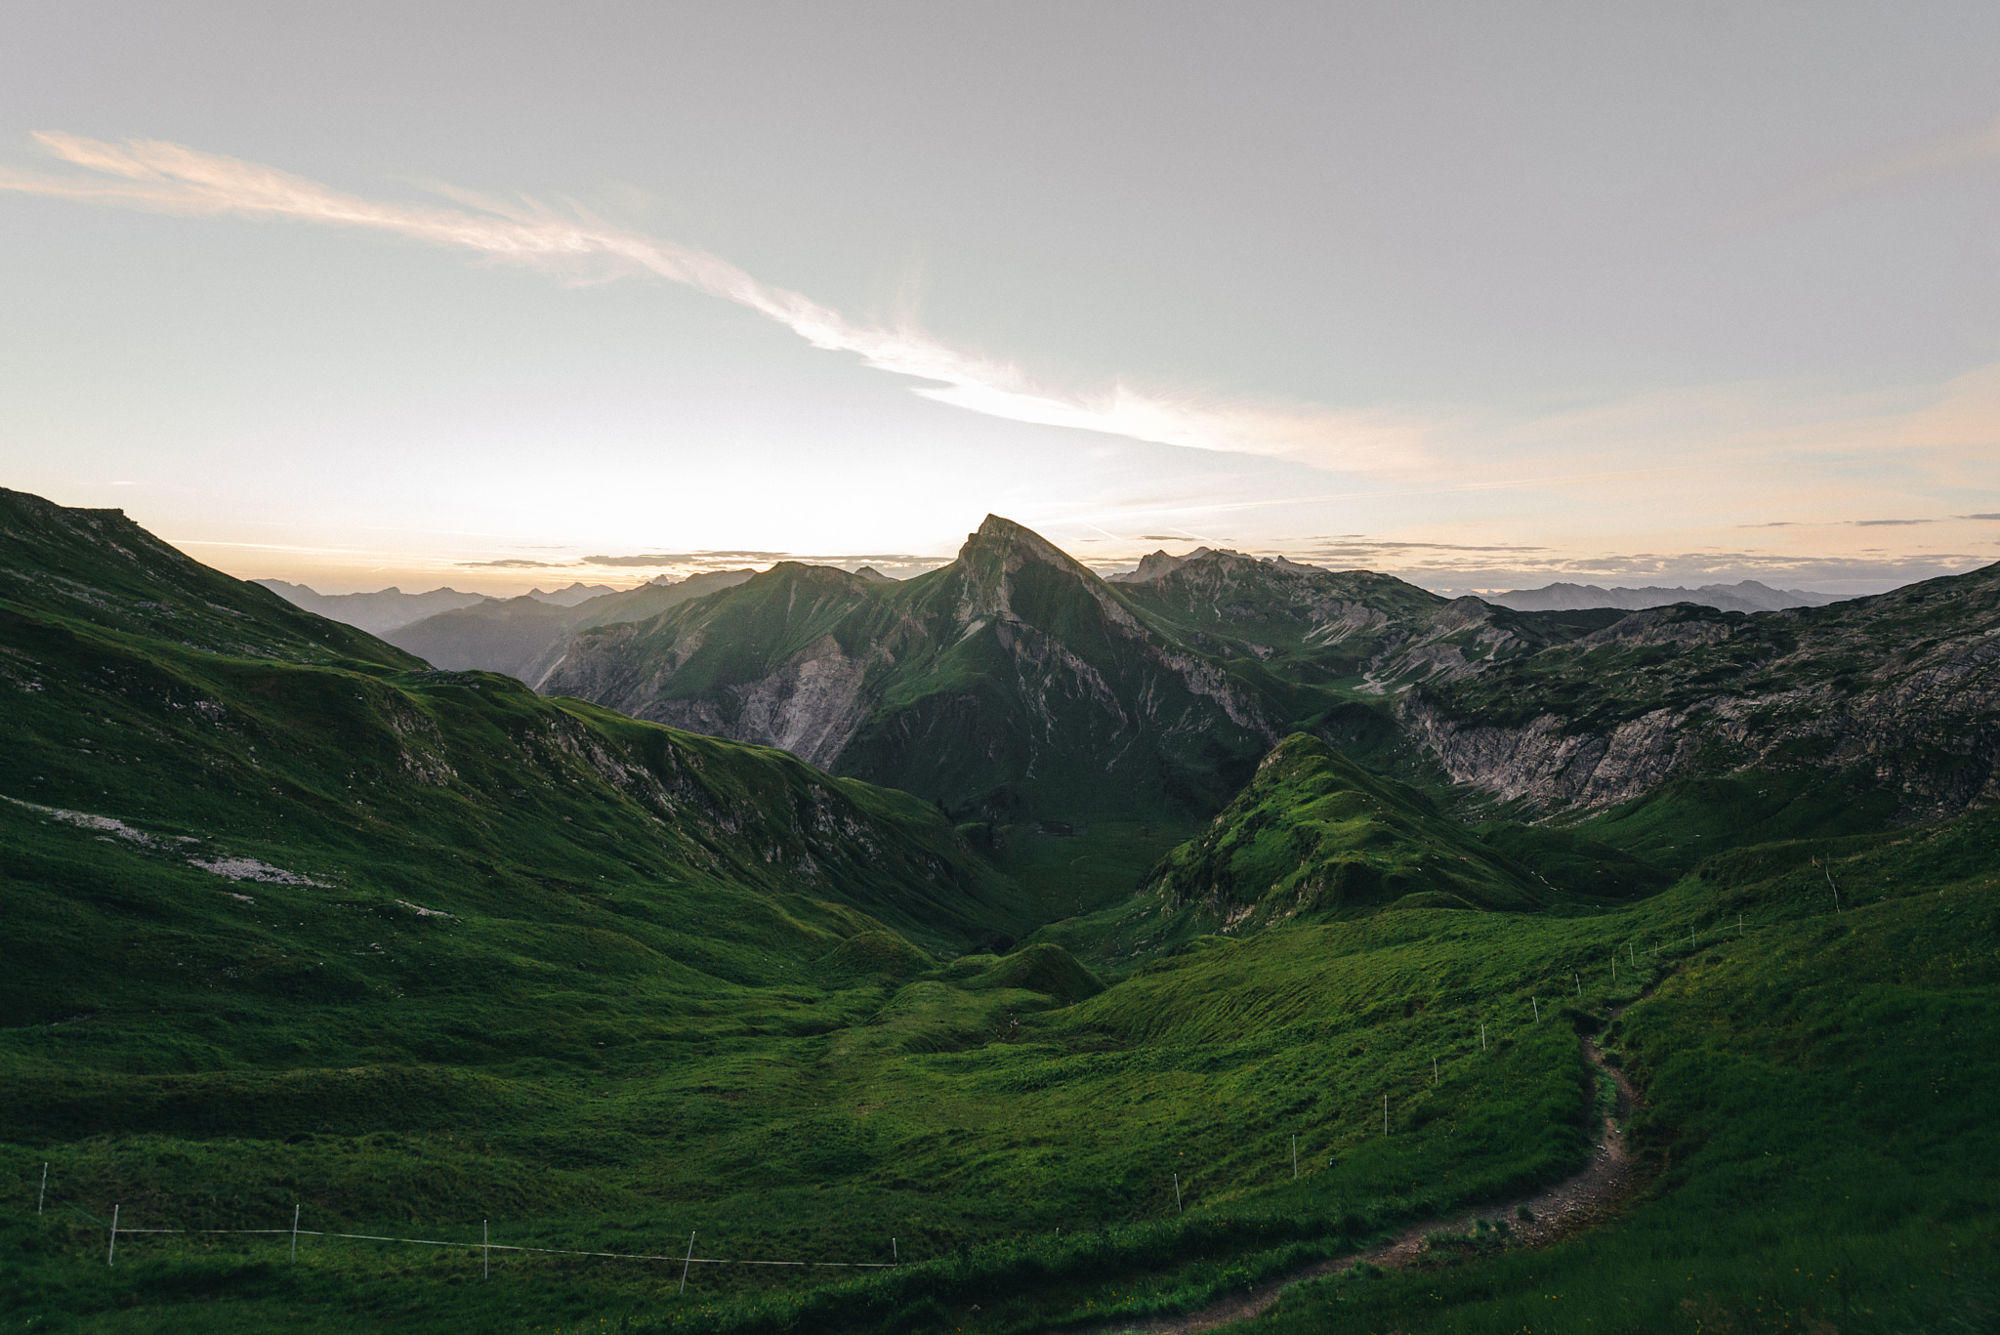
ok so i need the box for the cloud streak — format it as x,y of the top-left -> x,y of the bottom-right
0,132 -> 1425,475
1738,110 -> 2000,227
456,548 -> 950,578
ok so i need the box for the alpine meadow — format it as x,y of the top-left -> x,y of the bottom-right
3,487 -> 1995,1332
4,6 -> 2000,1333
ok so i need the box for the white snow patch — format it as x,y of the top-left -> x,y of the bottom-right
189,856 -> 325,887
394,899 -> 453,919
5,796 -> 162,847
5,795 -> 327,888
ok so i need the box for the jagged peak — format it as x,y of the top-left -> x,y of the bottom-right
947,514 -> 1145,630
1113,546 -> 1330,586
1110,546 -> 1261,583
959,514 -> 1091,574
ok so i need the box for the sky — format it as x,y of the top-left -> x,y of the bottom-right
2,2 -> 1998,596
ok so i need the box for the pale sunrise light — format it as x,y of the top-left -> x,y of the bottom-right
1,5 -> 1995,596
1,132 -> 1426,481
5,12 -> 1999,1330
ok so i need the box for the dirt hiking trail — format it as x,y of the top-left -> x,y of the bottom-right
1062,1021 -> 1645,1335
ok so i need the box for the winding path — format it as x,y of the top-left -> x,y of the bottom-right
1062,1025 -> 1643,1335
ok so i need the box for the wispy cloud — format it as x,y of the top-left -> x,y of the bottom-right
0,132 -> 1428,475
1335,544 -> 1993,594
1745,513 -> 2000,529
455,548 -> 948,578
1737,110 -> 2000,228
581,550 -> 792,567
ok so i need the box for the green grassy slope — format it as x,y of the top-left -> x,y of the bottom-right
3,491 -> 1992,1334
1148,734 -> 1550,916
0,822 -> 1631,1334
1244,808 -> 2000,1335
1034,735 -> 1673,967
0,606 -> 1023,954
0,495 -> 1599,1332
0,488 -> 415,669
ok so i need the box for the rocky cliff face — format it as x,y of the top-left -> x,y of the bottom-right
1400,570 -> 2000,823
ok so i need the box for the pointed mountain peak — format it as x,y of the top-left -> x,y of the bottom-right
945,514 -> 1141,629
958,514 -> 1088,573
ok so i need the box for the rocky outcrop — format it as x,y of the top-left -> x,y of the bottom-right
1400,570 -> 2000,822
1397,696 -> 1693,809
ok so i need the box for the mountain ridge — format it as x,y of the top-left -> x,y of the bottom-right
384,567 -> 757,684
1484,577 -> 1841,614
543,515 -> 1280,820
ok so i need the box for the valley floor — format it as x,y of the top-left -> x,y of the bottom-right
7,803 -> 1997,1333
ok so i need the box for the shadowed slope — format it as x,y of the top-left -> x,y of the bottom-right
0,487 -> 417,669
545,516 -> 1278,818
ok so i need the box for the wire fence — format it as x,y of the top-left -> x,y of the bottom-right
18,1173 -> 901,1280
107,1224 -> 900,1269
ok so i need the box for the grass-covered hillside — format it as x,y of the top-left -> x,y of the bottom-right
1062,735 -> 1551,955
0,488 -> 418,668
2,489 -> 1994,1334
0,493 -> 1621,1331
1242,805 -> 2000,1335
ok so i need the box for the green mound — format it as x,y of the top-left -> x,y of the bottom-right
948,942 -> 1105,1003
814,929 -> 937,983
1137,733 -> 1549,939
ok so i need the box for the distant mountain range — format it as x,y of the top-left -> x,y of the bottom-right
249,521 -> 2000,841
252,577 -> 625,634
1112,552 -> 1838,614
381,569 -> 757,683
251,580 -> 491,634
1481,578 -> 1841,613
264,562 -> 1839,642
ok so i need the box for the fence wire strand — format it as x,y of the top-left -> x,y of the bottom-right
106,1224 -> 898,1267
18,1183 -> 900,1272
